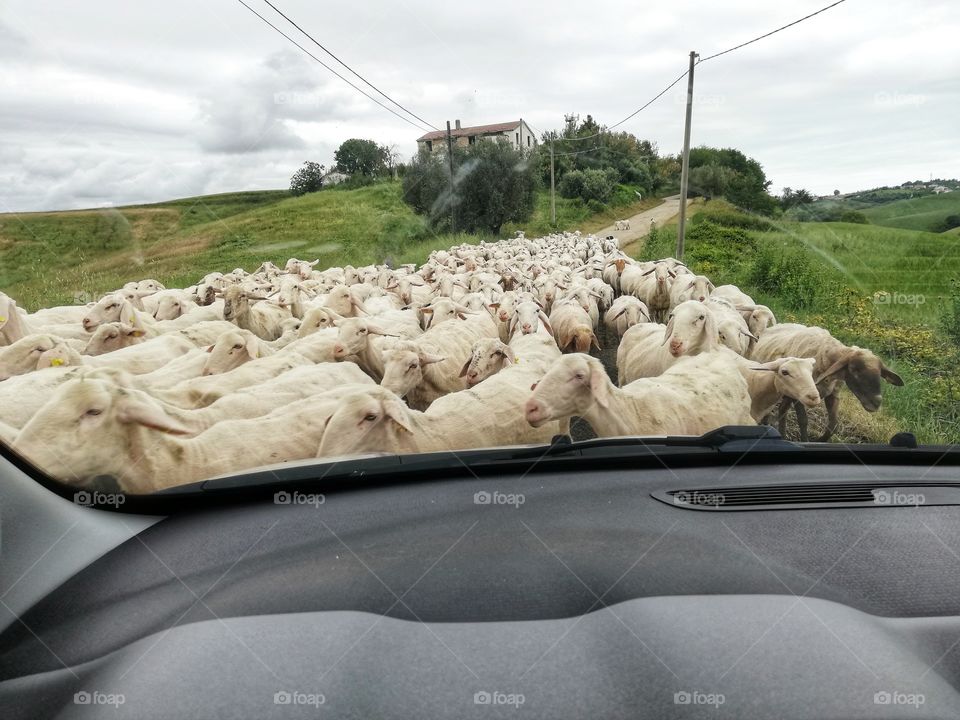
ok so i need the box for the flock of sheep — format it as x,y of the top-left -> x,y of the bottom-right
0,230 -> 904,494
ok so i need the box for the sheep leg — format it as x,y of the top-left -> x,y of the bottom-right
776,398 -> 793,437
815,392 -> 840,442
795,402 -> 810,442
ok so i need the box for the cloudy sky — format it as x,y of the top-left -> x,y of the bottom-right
0,0 -> 957,211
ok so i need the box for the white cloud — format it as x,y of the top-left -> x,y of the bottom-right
0,0 -> 957,210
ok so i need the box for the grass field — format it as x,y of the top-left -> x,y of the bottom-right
861,192 -> 960,233
755,221 -> 960,324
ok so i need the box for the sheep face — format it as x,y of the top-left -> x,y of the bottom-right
323,286 -> 367,318
776,358 -> 821,407
153,296 -> 186,321
663,301 -> 716,358
525,354 -> 607,427
460,339 -> 514,387
332,318 -> 393,360
83,293 -> 129,331
316,390 -> 414,458
380,345 -> 445,398
298,308 -> 340,338
14,378 -> 189,485
0,334 -> 58,380
83,323 -> 145,356
822,348 -> 904,412
716,318 -> 752,356
203,331 -> 259,376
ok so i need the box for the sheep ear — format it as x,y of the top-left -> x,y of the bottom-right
661,316 -> 675,345
589,360 -> 610,408
245,334 -> 260,359
458,357 -> 472,377
117,398 -> 191,435
818,351 -> 852,382
702,310 -> 719,347
590,332 -> 602,351
205,345 -> 215,353
500,346 -> 516,366
381,396 -> 414,434
612,308 -> 626,321
880,362 -> 904,386
420,353 -> 445,365
740,329 -> 760,341
538,312 -> 554,336
118,301 -> 139,328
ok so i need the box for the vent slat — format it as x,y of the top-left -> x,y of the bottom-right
659,483 -> 960,511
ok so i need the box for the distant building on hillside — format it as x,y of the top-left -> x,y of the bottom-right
932,185 -> 952,194
416,119 -> 538,154
322,170 -> 350,186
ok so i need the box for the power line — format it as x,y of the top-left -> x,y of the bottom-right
259,0 -> 440,131
698,0 -> 848,63
553,0 -> 848,142
234,0 -> 431,133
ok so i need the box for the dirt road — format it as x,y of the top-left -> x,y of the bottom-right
595,194 -> 691,252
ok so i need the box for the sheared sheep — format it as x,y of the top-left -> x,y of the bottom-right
525,353 -> 753,437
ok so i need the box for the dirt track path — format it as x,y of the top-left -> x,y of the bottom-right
594,194 -> 691,253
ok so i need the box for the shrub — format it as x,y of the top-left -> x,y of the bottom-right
692,204 -> 775,231
839,210 -> 869,224
747,240 -> 822,310
558,167 -> 619,204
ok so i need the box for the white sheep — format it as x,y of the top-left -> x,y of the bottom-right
460,332 -> 560,387
331,313 -> 420,381
525,353 -> 754,437
616,300 -> 720,384
379,311 -> 498,409
669,274 -> 714,309
603,296 -> 650,338
317,365 -> 565,458
751,323 -> 903,441
737,355 -> 821,423
13,377 -> 376,492
220,286 -> 291,341
548,299 -> 600,353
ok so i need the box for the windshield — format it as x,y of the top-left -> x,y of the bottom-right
1,1 -> 958,496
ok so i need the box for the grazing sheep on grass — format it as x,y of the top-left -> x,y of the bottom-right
751,323 -> 904,441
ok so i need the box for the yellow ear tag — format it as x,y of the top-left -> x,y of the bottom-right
51,358 -> 64,366
0,316 -> 6,322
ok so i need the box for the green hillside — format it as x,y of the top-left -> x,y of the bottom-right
0,184 -> 449,310
862,192 -> 960,232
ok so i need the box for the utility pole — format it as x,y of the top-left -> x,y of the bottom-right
676,50 -> 698,260
549,136 -> 556,226
446,120 -> 456,232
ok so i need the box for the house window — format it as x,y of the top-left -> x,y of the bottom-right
515,132 -> 519,145
426,140 -> 433,151
469,135 -> 476,145
527,136 -> 531,147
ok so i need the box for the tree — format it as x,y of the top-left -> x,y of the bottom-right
688,163 -> 738,200
334,139 -> 389,177
289,161 -> 325,196
402,140 -> 538,234
781,187 -> 815,209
